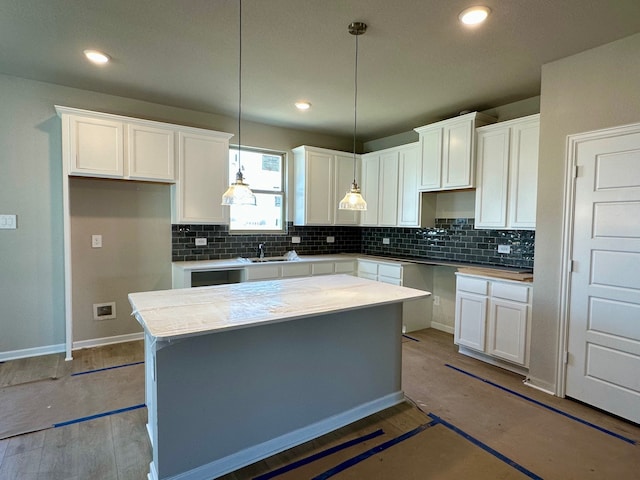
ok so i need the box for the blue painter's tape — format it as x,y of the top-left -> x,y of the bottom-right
428,413 -> 543,480
312,421 -> 437,480
53,403 -> 146,428
252,428 -> 385,480
445,363 -> 637,445
70,361 -> 144,377
402,334 -> 420,342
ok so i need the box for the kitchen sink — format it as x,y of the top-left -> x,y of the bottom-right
247,257 -> 289,263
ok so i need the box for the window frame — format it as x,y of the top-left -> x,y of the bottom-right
227,145 -> 286,234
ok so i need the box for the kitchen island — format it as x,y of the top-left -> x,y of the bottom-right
129,274 -> 429,480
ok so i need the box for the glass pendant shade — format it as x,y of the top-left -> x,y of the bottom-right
221,170 -> 257,206
338,181 -> 367,210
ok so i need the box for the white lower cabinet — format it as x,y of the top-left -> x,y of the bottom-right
243,260 -> 355,283
455,273 -> 531,371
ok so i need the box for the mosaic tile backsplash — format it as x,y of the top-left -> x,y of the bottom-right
172,219 -> 534,270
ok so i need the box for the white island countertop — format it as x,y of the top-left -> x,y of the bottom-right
129,274 -> 428,341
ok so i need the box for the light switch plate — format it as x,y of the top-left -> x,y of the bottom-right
382,238 -> 390,245
195,237 -> 207,246
326,236 -> 335,243
291,236 -> 301,244
92,234 -> 102,248
0,214 -> 17,229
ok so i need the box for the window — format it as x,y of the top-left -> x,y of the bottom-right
228,147 -> 285,232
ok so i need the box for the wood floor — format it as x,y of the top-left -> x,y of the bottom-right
1,330 -> 638,479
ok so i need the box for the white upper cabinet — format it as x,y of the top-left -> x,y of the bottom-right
67,113 -> 124,178
173,129 -> 233,224
415,112 -> 496,191
293,146 -> 360,226
475,114 -> 540,230
360,142 -> 423,228
397,143 -> 421,227
359,153 -> 380,226
127,123 -> 175,181
57,106 -> 176,182
378,150 -> 400,226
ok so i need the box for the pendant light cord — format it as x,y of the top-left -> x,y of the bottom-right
352,31 -> 359,183
237,0 -> 243,177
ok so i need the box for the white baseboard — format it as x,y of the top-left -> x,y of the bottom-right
0,343 -> 65,362
72,332 -> 144,351
523,378 -> 556,396
152,391 -> 405,480
430,322 -> 454,334
0,333 -> 145,362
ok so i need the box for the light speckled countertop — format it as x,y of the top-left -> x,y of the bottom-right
129,274 -> 429,341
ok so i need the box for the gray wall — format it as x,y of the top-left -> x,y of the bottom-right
0,74 -> 352,357
530,32 -> 640,392
70,178 -> 172,342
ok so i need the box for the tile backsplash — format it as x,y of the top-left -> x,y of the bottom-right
172,223 -> 360,262
172,218 -> 534,270
361,218 -> 534,269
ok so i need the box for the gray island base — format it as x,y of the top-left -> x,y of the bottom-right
129,274 -> 429,480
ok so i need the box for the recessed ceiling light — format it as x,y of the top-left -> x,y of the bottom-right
459,6 -> 491,25
83,49 -> 110,65
295,101 -> 311,111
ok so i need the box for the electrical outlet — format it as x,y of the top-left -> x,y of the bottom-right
195,237 -> 207,246
497,244 -> 511,254
91,234 -> 102,248
291,236 -> 301,244
382,238 -> 390,245
433,295 -> 440,306
326,236 -> 335,243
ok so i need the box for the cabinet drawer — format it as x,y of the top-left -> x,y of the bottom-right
282,263 -> 312,278
492,282 -> 530,303
457,276 -> 488,295
358,261 -> 378,275
311,262 -> 334,275
358,272 -> 377,281
334,261 -> 355,274
378,264 -> 402,279
379,276 -> 402,286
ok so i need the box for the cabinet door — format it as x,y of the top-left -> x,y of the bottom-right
397,144 -> 421,226
175,131 -> 230,224
244,265 -> 281,282
305,150 -> 334,225
334,261 -> 356,275
128,124 -> 175,182
69,115 -> 124,178
419,127 -> 442,191
378,151 -> 399,226
474,128 -> 510,229
454,291 -> 487,351
443,119 -> 475,189
360,154 -> 380,226
508,120 -> 539,229
334,154 -> 360,225
487,298 -> 528,365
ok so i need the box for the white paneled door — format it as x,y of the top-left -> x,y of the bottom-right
566,124 -> 640,424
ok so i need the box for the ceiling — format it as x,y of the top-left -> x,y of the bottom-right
2,0 -> 640,141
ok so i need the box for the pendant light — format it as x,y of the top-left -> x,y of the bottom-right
338,21 -> 368,211
222,0 -> 256,206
